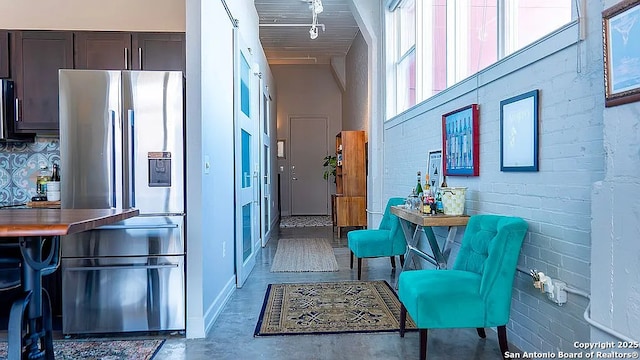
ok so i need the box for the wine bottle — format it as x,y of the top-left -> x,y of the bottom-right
415,171 -> 423,197
51,163 -> 60,182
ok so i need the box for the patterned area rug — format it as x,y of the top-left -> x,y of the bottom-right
0,339 -> 164,360
280,215 -> 332,228
254,280 -> 417,336
270,238 -> 339,272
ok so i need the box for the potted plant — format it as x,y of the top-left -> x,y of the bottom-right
322,155 -> 337,183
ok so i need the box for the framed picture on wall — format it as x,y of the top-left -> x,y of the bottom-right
442,104 -> 479,176
427,149 -> 443,194
500,90 -> 539,172
602,0 -> 640,107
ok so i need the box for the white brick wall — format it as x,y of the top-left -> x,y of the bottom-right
383,15 -> 605,352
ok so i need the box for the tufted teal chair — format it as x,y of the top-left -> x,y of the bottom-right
397,215 -> 528,360
348,197 -> 407,280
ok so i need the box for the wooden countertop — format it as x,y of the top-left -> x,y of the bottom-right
0,208 -> 139,237
390,205 -> 469,227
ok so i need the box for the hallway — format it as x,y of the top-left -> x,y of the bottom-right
154,225 -> 514,360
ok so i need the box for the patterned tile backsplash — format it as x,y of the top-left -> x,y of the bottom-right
0,137 -> 60,204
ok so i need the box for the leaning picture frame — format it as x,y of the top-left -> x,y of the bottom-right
427,149 -> 443,194
500,90 -> 539,172
602,0 -> 640,107
442,104 -> 479,176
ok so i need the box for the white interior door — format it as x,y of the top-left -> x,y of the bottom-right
234,31 -> 258,287
290,116 -> 328,215
260,88 -> 272,247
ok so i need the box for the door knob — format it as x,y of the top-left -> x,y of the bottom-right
292,177 -> 298,180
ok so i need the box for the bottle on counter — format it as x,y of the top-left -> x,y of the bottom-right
51,163 -> 60,182
423,175 -> 435,214
436,175 -> 447,214
36,165 -> 51,196
415,171 -> 423,198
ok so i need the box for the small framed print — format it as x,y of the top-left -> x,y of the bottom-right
602,0 -> 640,107
427,149 -> 443,194
500,90 -> 539,172
442,104 -> 479,176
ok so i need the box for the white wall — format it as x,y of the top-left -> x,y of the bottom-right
343,31 -> 369,132
591,0 -> 640,344
349,0 -> 384,224
185,0 -> 276,338
273,64 -> 342,216
382,8 -> 606,354
0,0 -> 184,31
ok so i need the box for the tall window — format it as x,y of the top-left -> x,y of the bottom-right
386,0 -> 573,118
395,0 -> 416,113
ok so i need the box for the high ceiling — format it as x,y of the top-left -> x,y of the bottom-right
254,0 -> 360,65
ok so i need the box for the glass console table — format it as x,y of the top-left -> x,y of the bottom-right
390,205 -> 469,273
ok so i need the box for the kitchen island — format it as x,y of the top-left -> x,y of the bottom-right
0,208 -> 139,360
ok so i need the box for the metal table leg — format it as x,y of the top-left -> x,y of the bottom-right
8,236 -> 57,360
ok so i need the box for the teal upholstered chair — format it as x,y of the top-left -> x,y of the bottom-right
348,197 -> 407,280
398,215 -> 528,360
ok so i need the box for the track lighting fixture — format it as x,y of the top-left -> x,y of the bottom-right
309,0 -> 323,39
309,26 -> 318,40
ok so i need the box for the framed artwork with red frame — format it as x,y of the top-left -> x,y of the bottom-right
442,104 -> 479,176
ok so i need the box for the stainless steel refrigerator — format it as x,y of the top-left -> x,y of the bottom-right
58,69 -> 185,334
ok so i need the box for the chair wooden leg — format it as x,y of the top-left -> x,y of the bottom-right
476,328 -> 486,338
399,255 -> 405,267
350,251 -> 354,269
497,325 -> 509,355
357,258 -> 362,280
419,329 -> 428,360
390,256 -> 396,268
399,304 -> 407,337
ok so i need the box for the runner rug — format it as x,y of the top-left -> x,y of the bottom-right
0,339 -> 164,360
280,215 -> 332,228
270,238 -> 339,272
254,280 -> 417,336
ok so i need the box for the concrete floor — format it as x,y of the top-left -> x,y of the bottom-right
153,225 -> 515,360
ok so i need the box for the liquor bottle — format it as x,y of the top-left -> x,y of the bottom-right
440,175 -> 448,188
51,163 -> 60,182
423,175 -> 433,214
36,165 -> 51,196
415,171 -> 423,198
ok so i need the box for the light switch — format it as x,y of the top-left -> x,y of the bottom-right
279,166 -> 284,172
204,155 -> 211,174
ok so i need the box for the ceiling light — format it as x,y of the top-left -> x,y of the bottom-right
309,26 -> 318,40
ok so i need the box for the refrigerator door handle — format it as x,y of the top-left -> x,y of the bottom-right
64,264 -> 179,271
98,224 -> 179,230
111,110 -> 117,208
128,109 -> 136,208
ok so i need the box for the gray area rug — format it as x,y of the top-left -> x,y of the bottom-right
280,216 -> 332,228
270,238 -> 339,272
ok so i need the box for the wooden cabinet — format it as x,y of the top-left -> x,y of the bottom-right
12,31 -> 73,133
75,31 -> 185,74
6,30 -> 184,134
74,32 -> 132,70
132,33 -> 185,74
0,31 -> 9,78
334,131 -> 367,237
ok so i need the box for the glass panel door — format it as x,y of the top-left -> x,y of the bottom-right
234,31 -> 258,287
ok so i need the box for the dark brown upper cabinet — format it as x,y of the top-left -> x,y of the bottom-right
12,31 -> 73,133
0,31 -> 9,78
74,32 -> 132,70
132,33 -> 185,74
